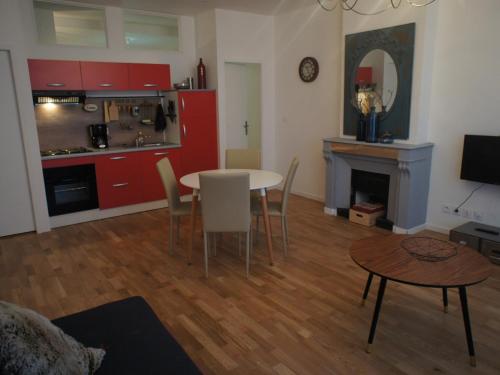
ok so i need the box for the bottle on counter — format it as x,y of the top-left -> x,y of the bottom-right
197,58 -> 207,89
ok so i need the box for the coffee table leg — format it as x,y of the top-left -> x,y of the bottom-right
366,277 -> 387,353
361,273 -> 374,306
442,288 -> 448,313
459,287 -> 476,367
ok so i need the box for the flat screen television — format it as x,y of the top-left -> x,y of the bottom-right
460,135 -> 500,185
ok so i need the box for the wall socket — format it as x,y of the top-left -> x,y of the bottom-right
441,204 -> 484,222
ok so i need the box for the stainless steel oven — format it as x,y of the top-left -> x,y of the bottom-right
43,164 -> 99,216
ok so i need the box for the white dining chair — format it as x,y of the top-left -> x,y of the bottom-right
199,172 -> 252,277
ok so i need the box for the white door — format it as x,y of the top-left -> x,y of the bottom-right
224,62 -> 261,150
0,50 -> 35,236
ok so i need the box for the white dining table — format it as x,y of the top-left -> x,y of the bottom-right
180,169 -> 283,266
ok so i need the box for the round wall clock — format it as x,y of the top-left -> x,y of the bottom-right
299,57 -> 319,83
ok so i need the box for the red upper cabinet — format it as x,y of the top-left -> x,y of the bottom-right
179,91 -> 218,179
129,63 -> 171,90
28,59 -> 83,90
81,62 -> 129,91
140,148 -> 182,202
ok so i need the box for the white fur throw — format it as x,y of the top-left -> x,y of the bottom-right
0,301 -> 105,374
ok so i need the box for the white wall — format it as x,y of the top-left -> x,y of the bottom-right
214,9 -> 275,170
274,4 -> 342,200
195,10 -> 218,89
425,1 -> 500,231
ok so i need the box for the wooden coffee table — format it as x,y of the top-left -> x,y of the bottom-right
350,234 -> 492,367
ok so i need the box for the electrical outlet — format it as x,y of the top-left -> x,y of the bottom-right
473,210 -> 484,222
442,204 -> 451,214
461,208 -> 471,219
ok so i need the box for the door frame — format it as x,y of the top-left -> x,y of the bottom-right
0,44 -> 50,233
219,59 -> 263,169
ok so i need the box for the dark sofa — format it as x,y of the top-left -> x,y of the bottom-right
52,296 -> 202,375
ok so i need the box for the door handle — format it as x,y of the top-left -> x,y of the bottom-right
183,124 -> 187,137
98,83 -> 113,87
54,186 -> 88,193
244,121 -> 249,136
154,152 -> 169,156
181,97 -> 185,111
112,183 -> 129,188
47,83 -> 65,87
110,156 -> 127,160
144,83 -> 159,87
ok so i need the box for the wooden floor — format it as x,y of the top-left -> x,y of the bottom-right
1,192 -> 500,374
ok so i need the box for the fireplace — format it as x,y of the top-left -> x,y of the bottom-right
323,138 -> 433,234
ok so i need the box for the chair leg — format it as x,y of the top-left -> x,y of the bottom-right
255,215 -> 260,245
284,216 -> 289,243
204,231 -> 209,277
213,233 -> 217,257
281,216 -> 288,256
238,232 -> 242,256
169,215 -> 175,255
246,231 -> 250,278
176,216 -> 181,243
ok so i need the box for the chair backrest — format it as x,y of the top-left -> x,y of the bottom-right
225,149 -> 261,170
199,172 -> 251,232
156,157 -> 181,213
281,157 -> 299,214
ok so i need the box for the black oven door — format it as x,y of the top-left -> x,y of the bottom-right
43,164 -> 99,216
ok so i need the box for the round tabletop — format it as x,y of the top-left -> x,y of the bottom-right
350,234 -> 492,288
180,169 -> 283,191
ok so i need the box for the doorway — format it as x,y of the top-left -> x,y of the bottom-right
0,50 -> 35,236
224,62 -> 261,151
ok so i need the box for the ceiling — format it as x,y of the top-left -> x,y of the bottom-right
70,0 -> 308,16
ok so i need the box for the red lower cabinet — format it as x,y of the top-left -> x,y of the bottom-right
95,153 -> 142,209
140,148 -> 182,202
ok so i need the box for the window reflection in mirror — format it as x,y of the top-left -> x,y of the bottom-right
354,49 -> 397,115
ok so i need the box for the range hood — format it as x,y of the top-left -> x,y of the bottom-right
32,91 -> 85,105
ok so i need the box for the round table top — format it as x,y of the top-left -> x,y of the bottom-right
180,169 -> 283,191
350,234 -> 492,288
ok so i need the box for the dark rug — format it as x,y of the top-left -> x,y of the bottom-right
52,296 -> 202,375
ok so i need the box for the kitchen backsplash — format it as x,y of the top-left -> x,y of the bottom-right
36,97 -> 175,150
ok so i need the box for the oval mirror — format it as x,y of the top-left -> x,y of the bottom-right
354,49 -> 398,115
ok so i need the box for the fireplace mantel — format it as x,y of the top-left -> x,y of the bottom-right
323,137 -> 434,234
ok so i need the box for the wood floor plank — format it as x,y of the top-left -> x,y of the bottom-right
1,192 -> 499,374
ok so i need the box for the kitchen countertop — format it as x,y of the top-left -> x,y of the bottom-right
40,143 -> 181,161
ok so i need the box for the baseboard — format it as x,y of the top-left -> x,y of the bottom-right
393,223 -> 427,234
50,200 -> 168,229
290,190 -> 324,203
324,207 -> 337,216
424,223 -> 450,235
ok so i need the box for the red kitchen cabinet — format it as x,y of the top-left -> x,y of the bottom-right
95,153 -> 142,209
129,63 -> 171,90
140,148 -> 182,202
28,59 -> 83,90
81,61 -> 129,91
179,91 -> 218,188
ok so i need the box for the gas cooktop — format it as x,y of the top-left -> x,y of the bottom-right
40,147 -> 93,157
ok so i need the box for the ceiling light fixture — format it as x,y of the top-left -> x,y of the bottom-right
317,0 -> 438,15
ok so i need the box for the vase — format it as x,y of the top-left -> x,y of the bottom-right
356,113 -> 366,141
197,58 -> 207,89
365,107 -> 379,143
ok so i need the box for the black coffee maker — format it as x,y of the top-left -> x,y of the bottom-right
89,124 -> 109,149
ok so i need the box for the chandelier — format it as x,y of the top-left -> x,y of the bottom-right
317,0 -> 438,15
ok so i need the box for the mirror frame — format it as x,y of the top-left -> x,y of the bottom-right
343,23 -> 415,140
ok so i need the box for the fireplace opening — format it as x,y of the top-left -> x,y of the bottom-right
345,169 -> 393,230
350,169 -> 389,208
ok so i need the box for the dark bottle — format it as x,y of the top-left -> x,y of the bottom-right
356,113 -> 366,141
365,106 -> 379,143
197,58 -> 207,89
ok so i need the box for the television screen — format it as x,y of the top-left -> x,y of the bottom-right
460,135 -> 500,185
